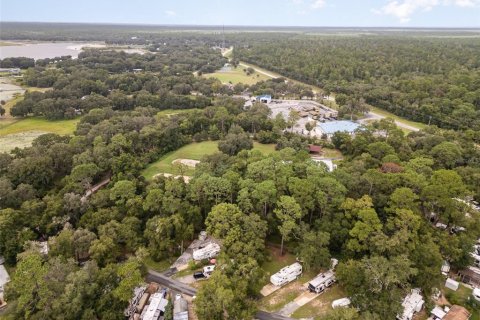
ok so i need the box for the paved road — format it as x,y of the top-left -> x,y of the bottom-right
238,62 -> 279,79
361,111 -> 420,132
146,270 -> 293,320
146,270 -> 197,296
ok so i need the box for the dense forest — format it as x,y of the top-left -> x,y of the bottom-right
1,26 -> 480,319
234,36 -> 480,132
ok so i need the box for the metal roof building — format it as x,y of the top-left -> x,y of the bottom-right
317,120 -> 360,137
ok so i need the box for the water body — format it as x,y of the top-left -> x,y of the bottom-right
0,42 -> 105,59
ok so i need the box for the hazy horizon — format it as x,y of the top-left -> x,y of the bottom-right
1,0 -> 479,28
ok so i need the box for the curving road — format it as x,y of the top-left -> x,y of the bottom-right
146,269 -> 293,320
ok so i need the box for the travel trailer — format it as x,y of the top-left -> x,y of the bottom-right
308,270 -> 336,294
193,243 -> 220,261
270,263 -> 302,287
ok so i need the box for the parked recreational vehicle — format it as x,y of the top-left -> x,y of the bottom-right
193,243 -> 220,261
270,263 -> 302,287
308,270 -> 336,293
397,288 -> 424,320
203,265 -> 215,277
332,297 -> 351,309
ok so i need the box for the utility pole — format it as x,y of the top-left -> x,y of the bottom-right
428,115 -> 432,126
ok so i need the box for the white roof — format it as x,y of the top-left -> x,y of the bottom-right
399,288 -> 424,320
332,297 -> 351,308
473,288 -> 480,298
313,159 -> 336,172
445,278 -> 459,291
0,265 -> 10,289
274,263 -> 302,276
309,270 -> 335,287
142,293 -> 168,320
431,306 -> 447,319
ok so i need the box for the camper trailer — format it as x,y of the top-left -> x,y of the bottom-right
397,288 -> 424,320
308,270 -> 336,294
332,298 -> 351,309
203,265 -> 215,277
270,263 -> 302,287
193,243 -> 220,261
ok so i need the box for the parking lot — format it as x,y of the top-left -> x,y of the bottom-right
267,100 -> 338,137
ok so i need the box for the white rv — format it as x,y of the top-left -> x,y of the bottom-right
193,243 -> 220,261
203,265 -> 215,277
332,297 -> 351,309
397,288 -> 424,320
308,270 -> 336,293
270,263 -> 302,287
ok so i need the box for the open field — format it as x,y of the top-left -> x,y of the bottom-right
0,117 -> 79,153
155,108 -> 197,118
203,65 -> 270,85
142,141 -> 276,180
0,117 -> 79,136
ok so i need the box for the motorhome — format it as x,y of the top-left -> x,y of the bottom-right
270,263 -> 302,287
203,265 -> 215,277
192,243 -> 220,261
308,270 -> 336,293
397,288 -> 424,320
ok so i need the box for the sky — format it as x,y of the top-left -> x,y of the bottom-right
1,0 -> 479,28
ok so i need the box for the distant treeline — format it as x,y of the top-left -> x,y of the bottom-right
234,36 -> 480,131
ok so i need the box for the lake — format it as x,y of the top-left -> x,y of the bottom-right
0,42 -> 106,59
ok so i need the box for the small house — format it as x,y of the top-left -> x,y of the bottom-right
308,144 -> 322,155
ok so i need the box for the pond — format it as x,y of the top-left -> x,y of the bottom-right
0,42 -> 106,59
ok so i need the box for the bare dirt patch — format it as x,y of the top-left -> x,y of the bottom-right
172,159 -> 200,167
0,130 -> 48,153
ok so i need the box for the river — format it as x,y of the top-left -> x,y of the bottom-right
0,42 -> 106,59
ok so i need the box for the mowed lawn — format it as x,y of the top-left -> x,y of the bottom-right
202,66 -> 270,85
0,117 -> 80,153
0,117 -> 79,136
142,141 -> 276,180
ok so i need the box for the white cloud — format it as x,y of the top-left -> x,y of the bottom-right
311,0 -> 326,8
165,10 -> 176,17
373,0 -> 479,23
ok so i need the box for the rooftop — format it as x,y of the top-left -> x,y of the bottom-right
318,120 -> 360,134
443,305 -> 471,320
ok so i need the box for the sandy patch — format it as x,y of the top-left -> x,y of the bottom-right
0,130 -> 48,153
261,283 -> 281,297
0,78 -> 25,102
172,159 -> 200,168
153,173 -> 191,183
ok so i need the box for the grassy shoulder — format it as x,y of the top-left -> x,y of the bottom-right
142,141 -> 276,180
202,66 -> 270,85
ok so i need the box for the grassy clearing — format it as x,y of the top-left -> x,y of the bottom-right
203,66 -> 270,85
0,117 -> 79,137
291,285 -> 347,319
143,256 -> 177,273
0,118 -> 79,153
321,148 -> 343,159
155,108 -> 198,118
142,141 -> 276,180
444,284 -> 480,320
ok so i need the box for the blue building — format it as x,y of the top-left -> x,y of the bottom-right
318,120 -> 360,138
